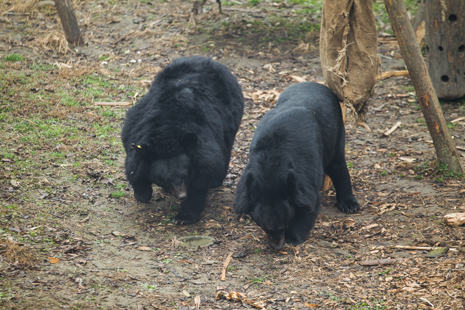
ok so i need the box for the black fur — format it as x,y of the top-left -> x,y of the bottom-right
233,82 -> 360,249
122,56 -> 244,225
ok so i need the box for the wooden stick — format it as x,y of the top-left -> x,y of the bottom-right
392,245 -> 457,251
220,252 -> 233,281
376,70 -> 410,81
360,259 -> 396,266
383,121 -> 401,136
54,0 -> 84,46
94,102 -> 132,106
451,117 -> 465,123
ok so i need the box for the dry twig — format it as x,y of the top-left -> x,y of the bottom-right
220,252 -> 233,281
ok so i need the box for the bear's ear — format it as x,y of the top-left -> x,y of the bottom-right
181,132 -> 198,151
131,142 -> 151,159
286,170 -> 312,208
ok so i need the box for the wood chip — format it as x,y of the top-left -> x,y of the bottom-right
444,213 -> 465,227
376,70 -> 409,81
288,75 -> 306,82
383,121 -> 401,136
360,259 -> 396,266
220,252 -> 233,281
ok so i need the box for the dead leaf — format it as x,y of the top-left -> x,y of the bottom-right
136,246 -> 151,251
304,303 -> 318,308
49,257 -> 60,264
288,75 -> 306,82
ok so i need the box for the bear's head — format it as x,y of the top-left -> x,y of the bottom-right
233,169 -> 312,250
132,132 -> 198,200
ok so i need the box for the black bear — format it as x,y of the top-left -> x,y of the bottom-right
233,82 -> 360,250
122,56 -> 244,225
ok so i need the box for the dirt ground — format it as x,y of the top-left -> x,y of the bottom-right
1,0 -> 465,309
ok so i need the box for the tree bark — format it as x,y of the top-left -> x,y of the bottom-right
383,0 -> 463,173
424,0 -> 465,99
54,0 -> 84,46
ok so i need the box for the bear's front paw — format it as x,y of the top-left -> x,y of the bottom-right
134,191 -> 152,203
132,182 -> 153,203
337,196 -> 360,214
172,212 -> 200,225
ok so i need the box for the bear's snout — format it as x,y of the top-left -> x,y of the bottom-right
173,186 -> 188,201
268,233 -> 285,251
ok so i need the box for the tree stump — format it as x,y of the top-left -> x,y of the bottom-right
425,0 -> 465,99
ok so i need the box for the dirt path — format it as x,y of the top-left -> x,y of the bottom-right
1,0 -> 465,309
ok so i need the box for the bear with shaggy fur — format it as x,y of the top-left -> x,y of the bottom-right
122,56 -> 244,225
233,82 -> 359,250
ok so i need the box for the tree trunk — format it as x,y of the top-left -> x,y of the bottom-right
54,0 -> 84,46
383,0 -> 463,173
424,0 -> 465,99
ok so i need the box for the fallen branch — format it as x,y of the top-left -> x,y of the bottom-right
360,259 -> 396,266
376,70 -> 409,81
220,252 -> 233,281
392,245 -> 457,251
94,102 -> 132,106
451,116 -> 465,123
383,121 -> 401,136
444,213 -> 465,228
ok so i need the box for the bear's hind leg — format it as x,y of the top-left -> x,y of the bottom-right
172,186 -> 208,225
325,153 -> 360,214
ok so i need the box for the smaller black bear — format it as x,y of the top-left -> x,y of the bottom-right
122,56 -> 244,225
233,82 -> 360,250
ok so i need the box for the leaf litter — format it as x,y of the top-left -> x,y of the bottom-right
1,0 -> 465,309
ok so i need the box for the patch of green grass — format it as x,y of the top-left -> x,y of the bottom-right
380,170 -> 388,176
248,276 -> 265,284
4,54 -> 24,62
110,191 -> 125,198
347,298 -> 387,310
347,162 -> 354,168
387,152 -> 395,157
372,0 -> 419,34
447,122 -> 456,129
401,85 -> 415,92
434,163 -> 463,183
29,63 -> 56,71
142,283 -> 158,291
99,55 -> 110,61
